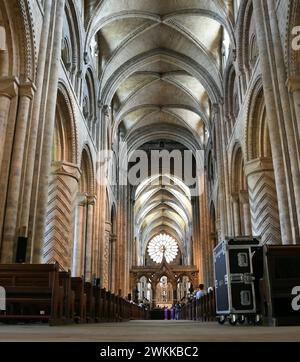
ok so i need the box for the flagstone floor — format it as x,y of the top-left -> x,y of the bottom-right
0,320 -> 299,342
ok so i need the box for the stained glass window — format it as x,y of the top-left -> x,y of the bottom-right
147,234 -> 178,264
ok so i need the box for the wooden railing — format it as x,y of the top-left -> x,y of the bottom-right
0,264 -> 149,325
179,290 -> 216,322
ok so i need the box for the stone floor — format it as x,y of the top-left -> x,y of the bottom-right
0,320 -> 300,342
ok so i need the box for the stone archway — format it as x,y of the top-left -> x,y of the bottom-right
231,144 -> 252,237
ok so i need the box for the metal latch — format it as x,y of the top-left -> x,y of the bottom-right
230,274 -> 244,283
230,273 -> 255,284
243,273 -> 255,284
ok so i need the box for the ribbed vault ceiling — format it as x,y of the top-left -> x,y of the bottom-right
87,0 -> 233,265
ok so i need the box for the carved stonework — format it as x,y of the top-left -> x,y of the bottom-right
51,161 -> 81,182
43,162 -> 80,270
245,158 -> 281,245
18,0 -> 36,80
0,78 -> 19,98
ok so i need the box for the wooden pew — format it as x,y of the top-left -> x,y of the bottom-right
71,277 -> 86,323
100,288 -> 107,321
93,285 -> 102,322
59,270 -> 74,324
84,282 -> 95,323
0,264 -> 62,325
179,290 -> 216,322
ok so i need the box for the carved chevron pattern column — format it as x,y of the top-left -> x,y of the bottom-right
43,162 -> 80,270
246,158 -> 281,245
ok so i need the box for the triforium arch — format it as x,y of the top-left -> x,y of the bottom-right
63,0 -> 84,92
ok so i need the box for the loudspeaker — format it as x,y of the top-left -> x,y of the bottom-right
15,237 -> 28,263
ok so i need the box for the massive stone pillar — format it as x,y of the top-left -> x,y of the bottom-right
0,78 -> 19,243
32,0 -> 66,262
43,162 -> 80,270
98,105 -> 109,288
0,78 -> 19,169
253,0 -> 297,244
1,83 -> 35,263
287,79 -> 300,155
245,158 -> 281,245
19,0 -> 53,239
266,0 -> 300,238
213,106 -> 227,240
252,0 -> 295,244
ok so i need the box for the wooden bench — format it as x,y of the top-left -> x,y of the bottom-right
84,282 -> 95,323
71,277 -> 86,323
179,290 -> 216,322
59,271 -> 74,324
0,263 -> 62,325
93,285 -> 102,322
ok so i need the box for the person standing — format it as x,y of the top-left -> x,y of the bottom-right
175,302 -> 181,320
195,284 -> 206,300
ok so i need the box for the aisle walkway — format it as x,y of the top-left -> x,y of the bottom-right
0,320 -> 300,342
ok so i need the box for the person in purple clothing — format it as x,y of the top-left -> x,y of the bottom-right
170,305 -> 174,320
164,306 -> 168,320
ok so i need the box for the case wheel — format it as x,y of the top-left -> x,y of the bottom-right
255,314 -> 263,326
217,315 -> 226,325
238,315 -> 246,324
229,314 -> 238,325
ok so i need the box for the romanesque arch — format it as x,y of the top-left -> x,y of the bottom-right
231,144 -> 252,237
63,0 -> 84,93
224,64 -> 239,138
82,67 -> 97,135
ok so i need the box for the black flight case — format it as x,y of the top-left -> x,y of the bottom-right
213,237 -> 263,325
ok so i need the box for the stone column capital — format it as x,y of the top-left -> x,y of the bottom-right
19,82 -> 36,99
286,76 -> 300,92
0,77 -> 19,98
110,235 -> 117,243
87,195 -> 97,205
231,193 -> 239,203
105,221 -> 112,233
51,161 -> 81,182
245,157 -> 274,177
239,190 -> 249,204
77,192 -> 88,205
212,103 -> 220,116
